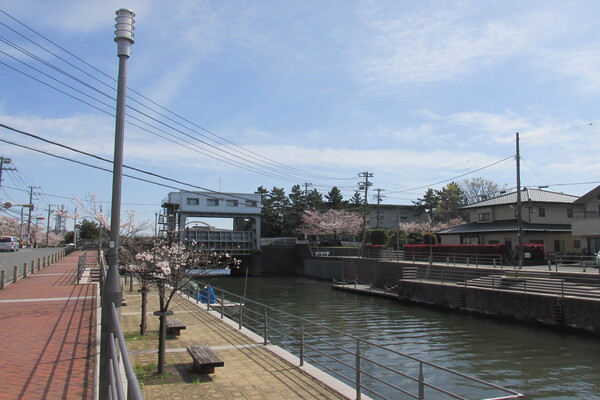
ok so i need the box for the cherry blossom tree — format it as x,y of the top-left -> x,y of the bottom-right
399,218 -> 465,234
73,194 -> 151,238
298,209 -> 362,243
124,238 -> 241,375
0,216 -> 20,237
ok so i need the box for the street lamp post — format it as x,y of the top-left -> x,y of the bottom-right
100,9 -> 135,398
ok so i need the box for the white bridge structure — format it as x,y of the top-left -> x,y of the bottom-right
160,191 -> 261,255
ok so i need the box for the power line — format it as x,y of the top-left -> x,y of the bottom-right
0,10 -> 350,184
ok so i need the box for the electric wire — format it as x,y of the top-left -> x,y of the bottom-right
0,127 -> 264,203
0,10 -> 350,183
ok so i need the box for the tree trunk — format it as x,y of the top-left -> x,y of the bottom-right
139,285 -> 148,335
157,312 -> 166,375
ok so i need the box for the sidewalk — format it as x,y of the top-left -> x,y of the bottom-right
120,283 -> 350,399
0,251 -> 97,400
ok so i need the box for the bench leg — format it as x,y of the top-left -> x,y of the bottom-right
193,361 -> 215,374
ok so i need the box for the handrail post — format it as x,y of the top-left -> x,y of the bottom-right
300,323 -> 304,366
238,300 -> 243,330
356,339 -> 361,400
220,289 -> 224,319
263,308 -> 268,345
418,362 -> 424,400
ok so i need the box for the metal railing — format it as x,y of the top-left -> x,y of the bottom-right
312,247 -> 506,268
184,282 -> 523,400
398,265 -> 600,300
99,255 -> 143,400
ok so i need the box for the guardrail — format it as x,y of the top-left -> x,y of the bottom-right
99,255 -> 143,400
185,282 -> 523,400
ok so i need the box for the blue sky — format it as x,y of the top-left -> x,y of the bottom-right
0,1 -> 599,232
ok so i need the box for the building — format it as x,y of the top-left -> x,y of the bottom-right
438,188 -> 584,254
571,185 -> 600,254
160,191 -> 261,254
367,204 -> 429,229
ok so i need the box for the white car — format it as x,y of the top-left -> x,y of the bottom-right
597,251 -> 600,266
0,236 -> 18,252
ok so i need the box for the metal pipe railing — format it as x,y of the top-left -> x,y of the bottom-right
195,281 -> 524,400
99,254 -> 143,400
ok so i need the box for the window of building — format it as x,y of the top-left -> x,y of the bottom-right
529,240 -> 544,244
245,200 -> 258,207
574,240 -> 581,249
226,200 -> 238,207
461,236 -> 479,244
186,198 -> 199,206
477,212 -> 491,222
207,198 -> 219,206
538,207 -> 545,217
488,240 -> 500,244
567,209 -> 573,218
554,240 -> 565,252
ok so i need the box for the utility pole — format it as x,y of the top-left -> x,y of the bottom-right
26,186 -> 40,247
73,207 -> 78,248
45,205 -> 52,247
0,157 -> 15,186
303,182 -> 313,209
358,172 -> 373,249
373,188 -> 385,228
516,132 -> 524,269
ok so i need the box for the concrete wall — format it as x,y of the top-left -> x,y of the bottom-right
397,280 -> 600,335
301,255 -> 600,335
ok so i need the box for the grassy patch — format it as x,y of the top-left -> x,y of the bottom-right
134,363 -> 181,386
134,363 -> 156,385
124,331 -> 158,342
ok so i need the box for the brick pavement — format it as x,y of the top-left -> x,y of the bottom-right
121,284 -> 350,399
0,251 -> 97,400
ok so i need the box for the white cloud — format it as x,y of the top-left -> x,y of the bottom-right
348,5 -> 560,89
535,46 -> 600,95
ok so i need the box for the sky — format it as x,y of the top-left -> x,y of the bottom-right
0,0 -> 599,232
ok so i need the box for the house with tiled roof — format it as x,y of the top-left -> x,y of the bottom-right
571,185 -> 600,254
438,188 -> 584,254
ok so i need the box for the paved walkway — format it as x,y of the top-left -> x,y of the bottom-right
0,251 -> 97,400
120,283 -> 350,399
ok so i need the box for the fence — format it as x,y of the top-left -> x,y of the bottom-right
313,246 -> 506,268
99,254 -> 143,400
398,264 -> 600,300
184,282 -> 523,400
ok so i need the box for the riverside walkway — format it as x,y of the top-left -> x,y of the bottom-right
120,282 -> 350,399
0,251 -> 96,400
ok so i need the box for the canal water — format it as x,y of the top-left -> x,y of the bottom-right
208,276 -> 600,400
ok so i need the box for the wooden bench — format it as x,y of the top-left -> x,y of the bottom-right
187,345 -> 224,374
166,318 -> 186,336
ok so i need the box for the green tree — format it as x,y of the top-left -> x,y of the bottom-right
78,219 -> 103,239
349,191 -> 362,209
285,184 -> 305,235
413,188 -> 439,225
366,229 -> 387,245
325,186 -> 345,210
435,182 -> 467,222
306,188 -> 324,210
385,228 -> 408,249
256,186 -> 290,237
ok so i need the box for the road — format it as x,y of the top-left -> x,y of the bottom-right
0,247 -> 65,285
